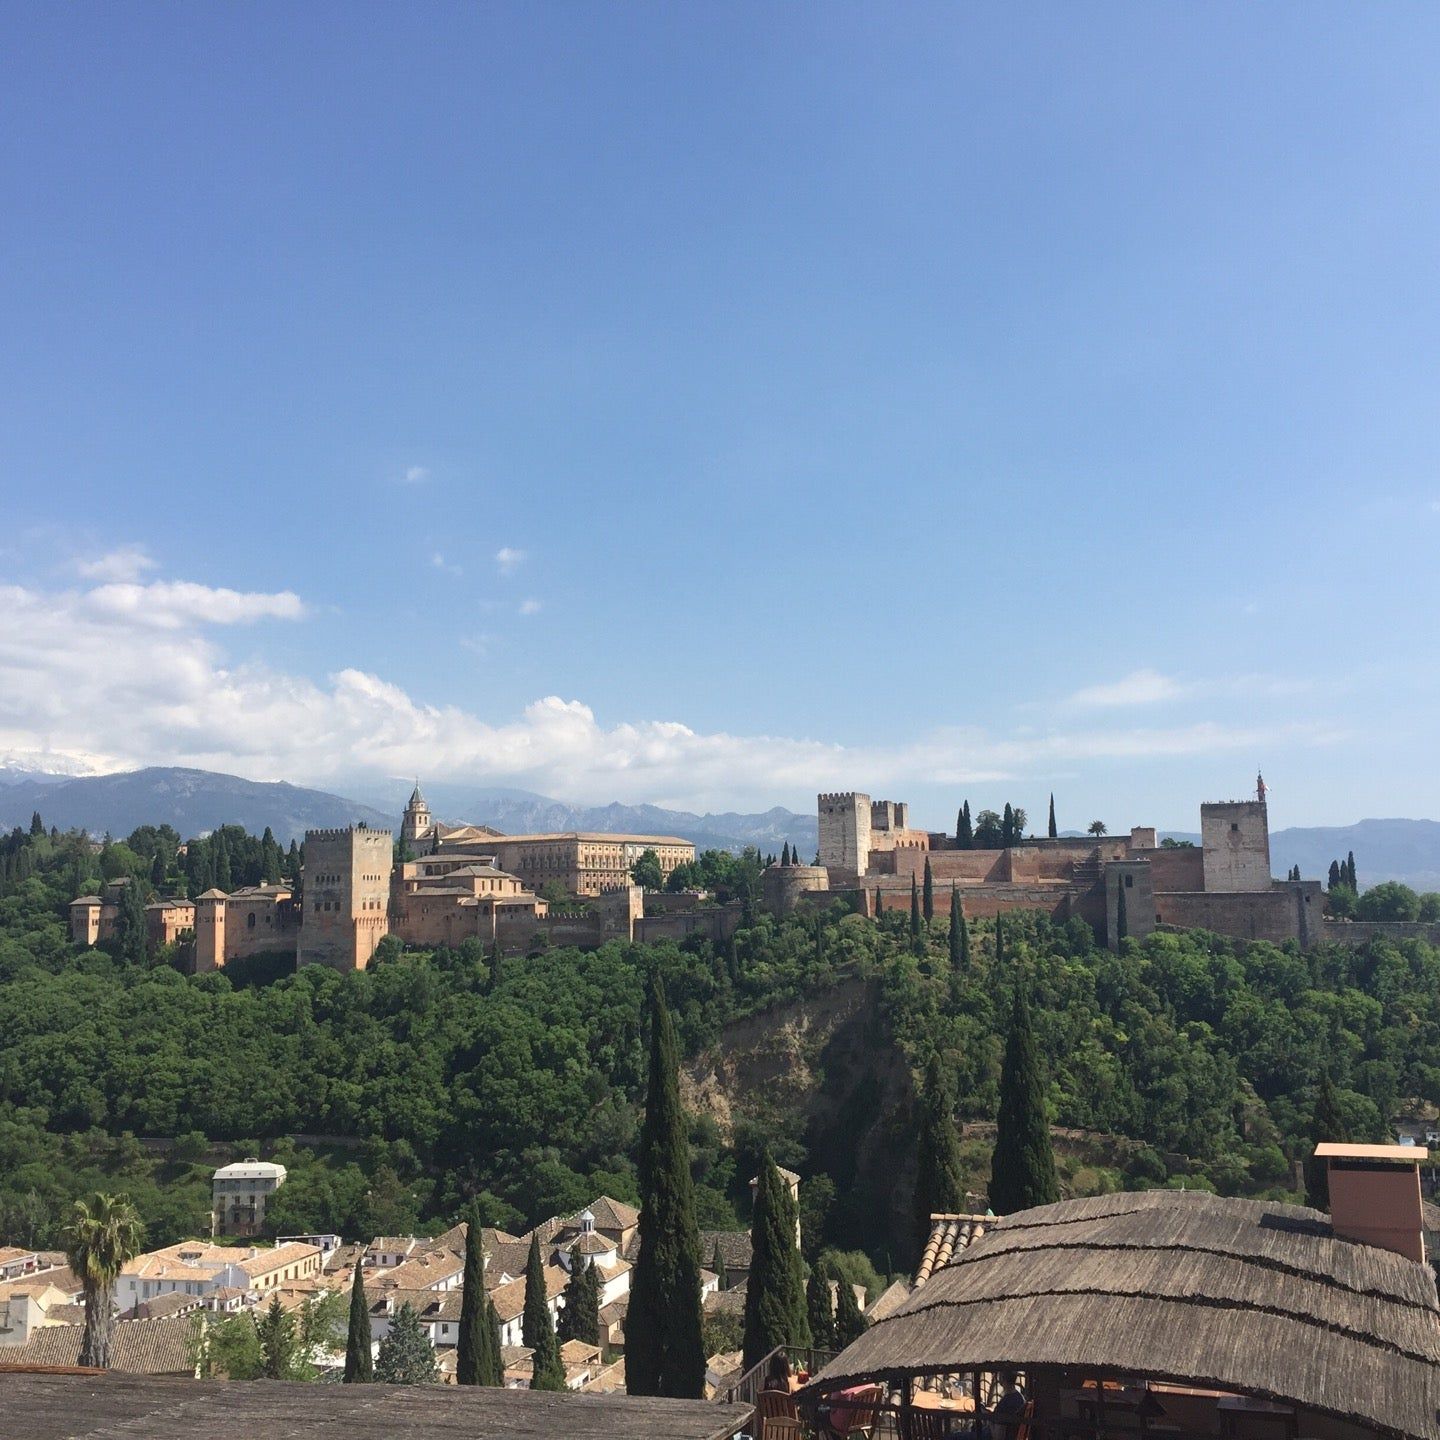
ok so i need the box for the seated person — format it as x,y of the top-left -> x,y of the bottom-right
764,1351 -> 794,1393
986,1372 -> 1029,1438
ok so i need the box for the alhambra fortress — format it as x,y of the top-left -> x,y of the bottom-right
70,777 -> 1432,971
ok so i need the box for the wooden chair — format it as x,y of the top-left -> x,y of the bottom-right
902,1410 -> 954,1440
765,1420 -> 808,1440
845,1384 -> 885,1439
756,1389 -> 802,1440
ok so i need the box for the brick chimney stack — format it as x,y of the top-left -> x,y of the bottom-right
1315,1142 -> 1426,1265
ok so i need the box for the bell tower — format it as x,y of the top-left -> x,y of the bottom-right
401,782 -> 432,853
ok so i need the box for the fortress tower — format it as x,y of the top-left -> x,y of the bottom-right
401,783 -> 432,853
195,889 -> 227,971
818,792 -> 872,876
298,824 -> 393,971
1201,778 -> 1272,893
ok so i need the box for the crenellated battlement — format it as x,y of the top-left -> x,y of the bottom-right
304,823 -> 392,843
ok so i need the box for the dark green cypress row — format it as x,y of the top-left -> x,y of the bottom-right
457,1216 -> 486,1385
989,981 -> 1059,1214
948,888 -> 967,969
805,1259 -> 835,1351
742,1155 -> 810,1370
922,857 -> 934,922
343,1253 -> 372,1382
913,1052 -> 965,1256
626,973 -> 706,1397
482,1288 -> 503,1385
522,1234 -> 566,1390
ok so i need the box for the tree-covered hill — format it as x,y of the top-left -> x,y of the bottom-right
1,816 -> 1436,1264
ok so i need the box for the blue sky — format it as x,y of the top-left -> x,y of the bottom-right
2,3 -> 1438,828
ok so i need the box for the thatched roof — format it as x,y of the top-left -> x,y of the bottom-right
9,1372 -> 753,1439
805,1190 -> 1440,1440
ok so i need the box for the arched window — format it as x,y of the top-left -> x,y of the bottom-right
247,912 -> 256,929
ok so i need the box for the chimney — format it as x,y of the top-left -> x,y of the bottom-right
1315,1143 -> 1426,1264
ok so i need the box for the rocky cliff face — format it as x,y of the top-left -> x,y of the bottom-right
683,976 -> 919,1263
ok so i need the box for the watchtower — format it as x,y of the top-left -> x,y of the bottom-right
1201,798 -> 1271,894
818,792 -> 872,876
194,889 -> 227,971
298,824 -> 393,970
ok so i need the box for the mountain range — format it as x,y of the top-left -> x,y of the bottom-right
3,766 -> 1438,891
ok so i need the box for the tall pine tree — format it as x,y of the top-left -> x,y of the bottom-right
805,1260 -> 835,1351
922,858 -> 935,922
1305,1073 -> 1349,1210
343,1256 -> 372,1382
989,980 -> 1059,1214
626,974 -> 706,1397
522,1234 -> 565,1391
742,1155 -> 810,1371
1048,794 -> 1057,839
948,888 -> 968,970
834,1276 -> 868,1348
913,1053 -> 965,1256
457,1216 -> 491,1385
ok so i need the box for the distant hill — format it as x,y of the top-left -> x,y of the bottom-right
358,779 -> 820,857
0,768 -> 391,844
6,765 -> 1438,888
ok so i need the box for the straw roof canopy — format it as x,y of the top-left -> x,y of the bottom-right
805,1190 -> 1440,1440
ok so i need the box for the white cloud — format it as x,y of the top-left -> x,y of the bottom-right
495,546 -> 526,575
1066,669 -> 1184,708
430,553 -> 462,577
0,572 -> 1344,812
518,598 -> 542,616
74,546 -> 157,583
84,580 -> 307,628
400,465 -> 430,484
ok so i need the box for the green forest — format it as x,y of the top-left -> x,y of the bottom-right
1,818 -> 1435,1268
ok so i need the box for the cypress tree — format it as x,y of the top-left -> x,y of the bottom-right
994,914 -> 1005,968
1002,803 -> 1015,848
1116,880 -> 1128,943
457,1216 -> 486,1385
1048,794 -> 1057,840
1346,852 -> 1358,890
956,808 -> 965,846
922,858 -> 935,922
780,842 -> 791,867
1305,1072 -> 1349,1210
948,888 -> 968,970
115,880 -> 147,966
834,1275 -> 868,1348
522,1234 -> 565,1391
909,877 -> 924,954
344,1254 -> 373,1381
742,1155 -> 810,1371
150,849 -> 166,889
712,1241 -> 727,1291
913,1053 -> 965,1255
559,1257 -> 600,1347
957,802 -> 973,849
214,833 -> 232,892
482,1287 -> 503,1384
627,974 -> 706,1397
805,1259 -> 835,1351
1327,860 -> 1341,891
30,810 -> 44,836
989,981 -> 1059,1214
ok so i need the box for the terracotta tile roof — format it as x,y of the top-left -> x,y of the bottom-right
375,1248 -> 463,1291
238,1241 -> 319,1278
488,1265 -> 568,1322
0,1313 -> 195,1374
914,1212 -> 990,1286
571,1232 -> 614,1256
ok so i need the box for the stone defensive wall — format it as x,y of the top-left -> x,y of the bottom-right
862,883 -> 1092,924
877,847 -> 1100,884
1154,885 -> 1322,947
634,903 -> 745,946
1320,919 -> 1440,946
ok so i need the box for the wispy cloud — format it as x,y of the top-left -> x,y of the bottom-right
430,552 -> 462,577
1066,669 -> 1184,708
495,546 -> 526,576
400,465 -> 430,485
84,580 -> 306,628
75,546 -> 157,583
518,598 -> 542,616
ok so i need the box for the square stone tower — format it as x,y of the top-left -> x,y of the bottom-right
818,792 -> 871,876
299,824 -> 393,970
1201,800 -> 1271,893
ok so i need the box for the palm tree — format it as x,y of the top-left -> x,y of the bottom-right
1087,820 -> 1108,837
63,1193 -> 144,1368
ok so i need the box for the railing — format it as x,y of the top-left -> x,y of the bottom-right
720,1345 -> 839,1408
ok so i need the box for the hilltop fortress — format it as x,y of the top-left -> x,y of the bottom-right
793,778 -> 1326,948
